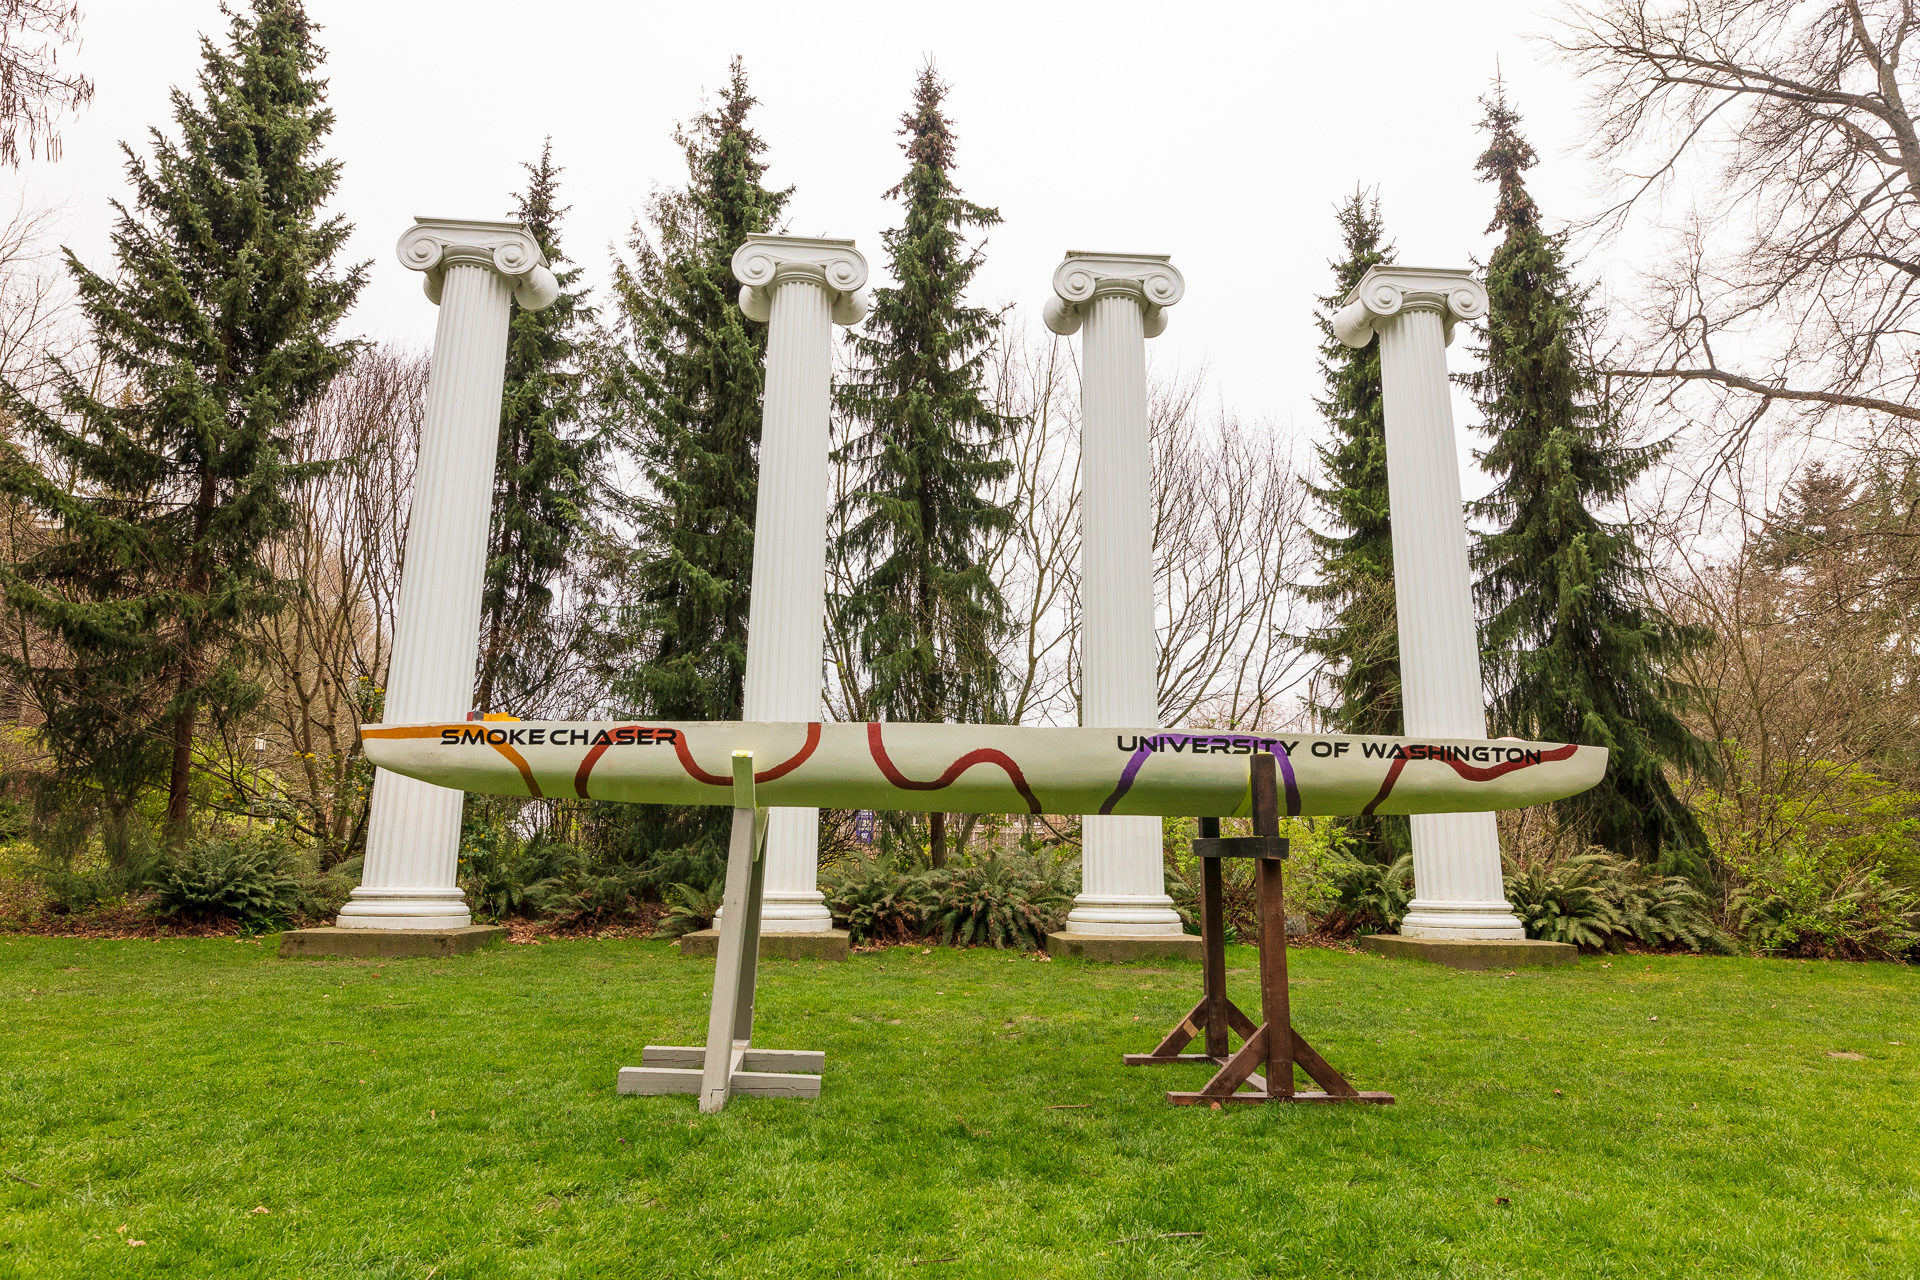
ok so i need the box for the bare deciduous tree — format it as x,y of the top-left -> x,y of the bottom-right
1558,0 -> 1920,461
238,346 -> 426,862
1653,460 -> 1920,874
1149,374 -> 1314,730
0,1 -> 91,166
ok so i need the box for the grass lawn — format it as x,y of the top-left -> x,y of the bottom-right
0,935 -> 1915,1278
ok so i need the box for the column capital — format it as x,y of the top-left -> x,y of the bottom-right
732,234 -> 870,327
1333,265 -> 1487,350
396,216 -> 559,311
1044,251 -> 1184,339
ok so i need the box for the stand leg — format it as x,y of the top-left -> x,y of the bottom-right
619,752 -> 822,1108
1250,755 -> 1293,1098
1200,817 -> 1228,1059
733,821 -> 767,1044
701,757 -> 763,1114
1165,752 -> 1394,1107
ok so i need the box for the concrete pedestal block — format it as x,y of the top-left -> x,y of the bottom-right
1044,930 -> 1204,963
676,928 -> 849,962
1358,934 -> 1576,970
278,925 -> 507,960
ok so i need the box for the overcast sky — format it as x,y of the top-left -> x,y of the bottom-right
16,0 -> 1601,460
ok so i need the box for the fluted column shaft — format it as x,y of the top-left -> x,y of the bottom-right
742,276 -> 836,930
1079,293 -> 1159,729
1354,274 -> 1523,940
341,217 -> 558,931
342,262 -> 513,928
1046,252 -> 1186,937
1073,292 -> 1174,929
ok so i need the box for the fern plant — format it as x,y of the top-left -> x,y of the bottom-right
1321,853 -> 1413,935
922,855 -> 1072,950
151,835 -> 308,927
654,881 -> 723,938
1503,849 -> 1732,953
1730,864 -> 1918,960
821,854 -> 929,944
1504,852 -> 1622,949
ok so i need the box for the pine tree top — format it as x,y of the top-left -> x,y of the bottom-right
1475,88 -> 1540,236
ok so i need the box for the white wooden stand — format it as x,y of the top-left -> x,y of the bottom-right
615,751 -> 825,1111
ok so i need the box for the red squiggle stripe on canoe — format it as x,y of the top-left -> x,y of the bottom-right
1360,743 -> 1579,816
866,722 -> 1043,814
572,723 -> 823,799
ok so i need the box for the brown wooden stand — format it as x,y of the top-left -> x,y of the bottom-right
1128,752 -> 1394,1107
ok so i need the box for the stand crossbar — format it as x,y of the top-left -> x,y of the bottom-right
1128,753 -> 1394,1107
615,751 -> 825,1111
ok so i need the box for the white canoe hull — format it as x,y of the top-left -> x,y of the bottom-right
360,721 -> 1607,819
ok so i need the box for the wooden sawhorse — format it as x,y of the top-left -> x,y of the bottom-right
615,750 -> 824,1111
1126,752 -> 1394,1106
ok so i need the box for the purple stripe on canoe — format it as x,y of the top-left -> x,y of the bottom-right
1097,733 -> 1300,816
1273,744 -> 1301,816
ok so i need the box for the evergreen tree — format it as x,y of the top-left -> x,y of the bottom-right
1299,191 -> 1407,863
0,0 -> 362,835
598,59 -> 788,887
1469,87 -> 1713,869
474,140 -> 601,716
835,63 -> 1011,868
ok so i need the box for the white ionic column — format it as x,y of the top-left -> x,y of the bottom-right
339,218 -> 560,930
732,235 -> 869,932
1334,266 -> 1524,940
1045,252 -> 1186,936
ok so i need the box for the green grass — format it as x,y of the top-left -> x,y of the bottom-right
0,937 -> 1915,1278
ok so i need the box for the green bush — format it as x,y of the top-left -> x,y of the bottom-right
1730,864 -> 1918,960
921,853 -> 1074,950
300,856 -> 360,921
1164,816 -> 1357,939
822,849 -> 1076,949
1504,850 -> 1731,953
151,834 -> 307,926
1321,853 -> 1414,936
821,853 -> 929,945
1695,754 -> 1920,959
27,813 -> 167,914
1505,852 -> 1622,949
654,881 -> 722,938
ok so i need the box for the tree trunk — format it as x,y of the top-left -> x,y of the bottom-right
929,810 -> 946,869
165,695 -> 195,845
476,605 -> 503,715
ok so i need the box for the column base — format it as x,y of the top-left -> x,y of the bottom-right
279,924 -> 505,959
1399,898 -> 1526,941
1066,894 -> 1187,937
1358,934 -> 1575,969
1045,931 -> 1202,962
337,886 -> 472,931
714,890 -> 835,934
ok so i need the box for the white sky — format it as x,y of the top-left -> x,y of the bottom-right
14,0 -> 1600,469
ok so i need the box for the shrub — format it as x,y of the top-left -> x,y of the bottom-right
655,881 -> 722,938
1320,853 -> 1413,936
1610,865 -> 1729,952
1730,864 -> 1918,960
458,799 -> 597,921
821,854 -> 929,945
1504,850 -> 1731,953
1505,852 -> 1625,949
152,834 -> 307,926
1164,816 -> 1356,939
301,856 -> 360,922
1695,755 -> 1920,959
921,852 -> 1075,950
